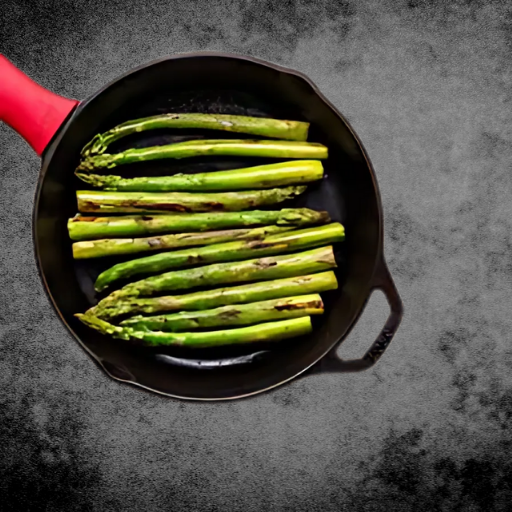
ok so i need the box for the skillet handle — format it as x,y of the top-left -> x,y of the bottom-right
313,256 -> 403,373
0,55 -> 78,155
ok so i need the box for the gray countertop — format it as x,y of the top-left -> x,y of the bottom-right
1,1 -> 511,510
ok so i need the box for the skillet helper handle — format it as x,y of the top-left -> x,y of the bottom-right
0,54 -> 78,156
315,257 -> 403,373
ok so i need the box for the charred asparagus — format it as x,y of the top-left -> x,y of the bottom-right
91,247 -> 337,318
67,208 -> 330,241
121,294 -> 323,331
72,225 -> 291,259
77,186 -> 307,214
94,223 -> 344,291
92,271 -> 337,320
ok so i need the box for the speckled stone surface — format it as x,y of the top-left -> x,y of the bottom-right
1,1 -> 511,510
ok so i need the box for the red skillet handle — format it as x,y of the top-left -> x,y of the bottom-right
311,256 -> 403,373
0,55 -> 79,155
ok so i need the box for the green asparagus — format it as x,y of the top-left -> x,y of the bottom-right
77,186 -> 307,214
80,114 -> 310,157
95,223 -> 344,291
75,160 -> 324,192
91,271 -> 337,320
92,246 -> 337,316
76,313 -> 313,348
72,225 -> 292,259
77,140 -> 328,171
121,294 -> 323,331
67,208 -> 330,241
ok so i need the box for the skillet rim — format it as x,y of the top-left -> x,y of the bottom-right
32,51 -> 384,400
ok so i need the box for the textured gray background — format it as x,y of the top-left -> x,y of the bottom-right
1,0 -> 511,510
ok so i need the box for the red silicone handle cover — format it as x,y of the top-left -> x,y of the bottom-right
0,55 -> 79,155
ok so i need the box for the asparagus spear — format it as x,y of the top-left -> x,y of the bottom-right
75,160 -> 324,192
92,246 -> 337,317
67,208 -> 330,241
77,140 -> 328,171
73,225 -> 292,259
76,313 -> 313,348
77,186 -> 306,214
121,294 -> 323,331
91,271 -> 337,320
95,223 -> 344,291
80,114 -> 310,157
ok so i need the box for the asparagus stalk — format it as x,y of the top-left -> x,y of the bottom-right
92,246 -> 337,316
95,223 -> 344,291
91,271 -> 337,320
77,140 -> 328,171
73,225 -> 292,259
75,160 -> 324,192
76,314 -> 313,348
121,294 -> 323,331
77,186 -> 306,214
67,208 -> 330,241
80,114 -> 310,157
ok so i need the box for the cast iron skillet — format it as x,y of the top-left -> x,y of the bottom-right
0,52 -> 403,400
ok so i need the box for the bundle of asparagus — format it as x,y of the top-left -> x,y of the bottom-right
71,113 -> 344,349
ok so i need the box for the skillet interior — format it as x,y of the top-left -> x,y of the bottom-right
34,55 -> 382,399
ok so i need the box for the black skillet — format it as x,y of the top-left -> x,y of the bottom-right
0,52 -> 403,400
